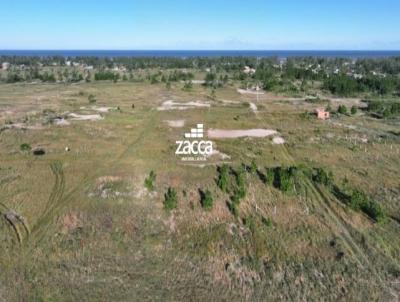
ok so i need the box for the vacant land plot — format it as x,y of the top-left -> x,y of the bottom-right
0,80 -> 399,301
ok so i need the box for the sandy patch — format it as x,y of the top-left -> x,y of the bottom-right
164,120 -> 185,128
220,99 -> 240,104
208,129 -> 277,139
272,137 -> 285,144
5,123 -> 45,130
92,106 -> 113,113
69,113 -> 103,121
210,149 -> 231,160
157,100 -> 210,111
181,80 -> 205,84
91,106 -> 119,113
53,117 -> 70,126
237,88 -> 265,95
249,102 -> 258,112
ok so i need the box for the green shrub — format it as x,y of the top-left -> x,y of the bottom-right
351,106 -> 357,115
361,200 -> 385,223
349,190 -> 368,211
312,168 -> 333,187
235,166 -> 247,198
250,159 -> 257,174
349,190 -> 385,222
265,168 -> 275,185
164,187 -> 177,210
273,167 -> 295,193
183,81 -> 193,91
227,201 -> 239,217
144,170 -> 156,191
200,189 -> 213,210
20,143 -> 31,151
337,105 -> 348,115
88,94 -> 97,103
217,164 -> 229,192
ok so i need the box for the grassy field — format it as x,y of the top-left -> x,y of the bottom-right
0,79 -> 399,301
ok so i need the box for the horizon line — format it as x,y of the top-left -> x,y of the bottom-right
1,49 -> 400,52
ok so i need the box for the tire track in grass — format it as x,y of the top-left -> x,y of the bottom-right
0,201 -> 30,244
281,144 -> 377,270
26,111 -> 157,248
302,179 -> 366,268
316,186 -> 399,292
30,161 -> 65,237
278,140 -> 394,296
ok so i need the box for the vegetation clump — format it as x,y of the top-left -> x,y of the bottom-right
216,164 -> 229,192
365,100 -> 400,118
164,187 -> 177,210
20,143 -> 31,151
337,105 -> 348,115
144,171 -> 156,191
312,168 -> 334,187
88,94 -> 97,103
348,190 -> 385,222
94,71 -> 119,82
199,189 -> 213,210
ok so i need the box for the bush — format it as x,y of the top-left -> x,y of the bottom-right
20,143 -> 31,151
234,166 -> 247,198
144,170 -> 156,191
337,105 -> 348,115
312,168 -> 333,187
217,164 -> 229,192
265,168 -> 275,185
227,201 -> 239,217
349,190 -> 385,222
273,167 -> 295,193
250,159 -> 257,174
351,106 -> 357,115
164,187 -> 177,210
200,189 -> 213,210
94,71 -> 119,81
349,190 -> 368,211
88,94 -> 96,103
183,81 -> 193,91
361,200 -> 385,223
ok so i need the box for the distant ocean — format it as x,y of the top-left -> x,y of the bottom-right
0,50 -> 400,58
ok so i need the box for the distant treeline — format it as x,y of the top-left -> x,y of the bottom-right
2,55 -> 400,74
1,56 -> 400,97
323,75 -> 400,96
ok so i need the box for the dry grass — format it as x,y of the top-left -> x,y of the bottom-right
0,79 -> 399,300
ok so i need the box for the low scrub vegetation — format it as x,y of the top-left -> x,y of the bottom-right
334,187 -> 386,222
365,100 -> 400,118
20,143 -> 31,151
164,187 -> 177,210
144,170 -> 156,191
199,189 -> 213,210
216,164 -> 229,192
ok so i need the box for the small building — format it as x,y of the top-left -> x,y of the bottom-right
315,108 -> 330,120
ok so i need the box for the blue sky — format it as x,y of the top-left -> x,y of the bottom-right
1,0 -> 400,50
